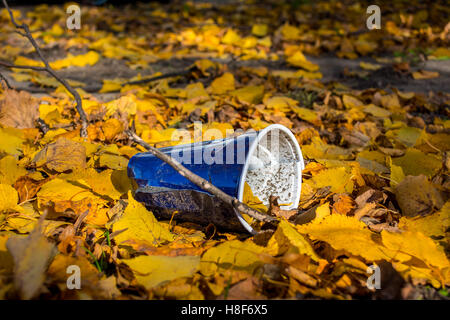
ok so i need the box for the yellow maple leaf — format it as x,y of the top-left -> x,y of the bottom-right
61,167 -> 129,201
200,239 -> 265,277
209,72 -> 235,95
124,255 -> 199,289
297,214 -> 394,261
342,94 -> 364,109
101,118 -> 123,141
382,230 -> 449,270
0,127 -> 25,156
398,201 -> 449,239
359,62 -> 382,71
49,51 -> 100,70
112,191 -> 174,247
99,79 -> 123,93
252,24 -> 268,37
392,148 -> 442,177
104,95 -> 137,117
0,155 -> 27,185
185,82 -> 209,99
310,167 -> 354,193
286,51 -> 319,72
412,70 -> 439,80
222,29 -> 241,45
231,85 -> 264,104
265,96 -> 298,112
280,23 -> 300,40
291,106 -> 319,124
37,177 -> 99,209
267,220 -> 319,260
0,184 -> 19,212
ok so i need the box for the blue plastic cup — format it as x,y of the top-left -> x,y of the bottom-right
127,124 -> 305,233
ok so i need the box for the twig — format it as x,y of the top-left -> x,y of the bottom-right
74,210 -> 89,233
0,60 -> 47,71
36,118 -> 49,134
125,129 -> 276,224
2,0 -> 88,137
0,72 -> 12,89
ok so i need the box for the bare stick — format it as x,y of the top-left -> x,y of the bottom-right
126,130 -> 276,224
0,60 -> 47,71
0,72 -> 12,89
2,0 -> 88,137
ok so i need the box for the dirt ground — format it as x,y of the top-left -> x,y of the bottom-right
2,43 -> 449,100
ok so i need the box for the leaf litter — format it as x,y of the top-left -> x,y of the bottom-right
0,1 -> 449,300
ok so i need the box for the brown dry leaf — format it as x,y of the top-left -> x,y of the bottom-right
46,254 -> 119,299
354,202 -> 378,220
0,233 -> 14,272
152,277 -> 203,299
0,88 -> 39,129
6,215 -> 56,299
285,265 -> 317,287
332,194 -> 354,215
395,175 -> 444,217
268,195 -> 297,220
224,277 -> 267,300
14,176 -> 48,203
123,240 -> 214,257
34,138 -> 87,172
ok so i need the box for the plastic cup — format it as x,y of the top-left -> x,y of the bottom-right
127,124 -> 304,233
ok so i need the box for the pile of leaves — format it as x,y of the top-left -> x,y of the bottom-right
0,1 -> 449,300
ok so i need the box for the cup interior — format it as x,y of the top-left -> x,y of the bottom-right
240,125 -> 303,210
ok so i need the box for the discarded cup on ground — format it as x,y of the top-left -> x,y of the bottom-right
127,124 -> 305,234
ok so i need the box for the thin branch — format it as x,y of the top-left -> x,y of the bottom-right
125,129 -> 276,225
0,72 -> 12,89
2,0 -> 88,137
36,118 -> 49,134
0,60 -> 47,71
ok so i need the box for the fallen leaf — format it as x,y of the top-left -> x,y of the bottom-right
395,175 -> 444,217
123,255 -> 199,289
112,191 -> 174,247
0,88 -> 39,129
209,72 -> 235,95
6,216 -> 56,299
0,184 -> 19,212
33,138 -> 87,173
412,70 -> 439,80
200,240 -> 265,277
